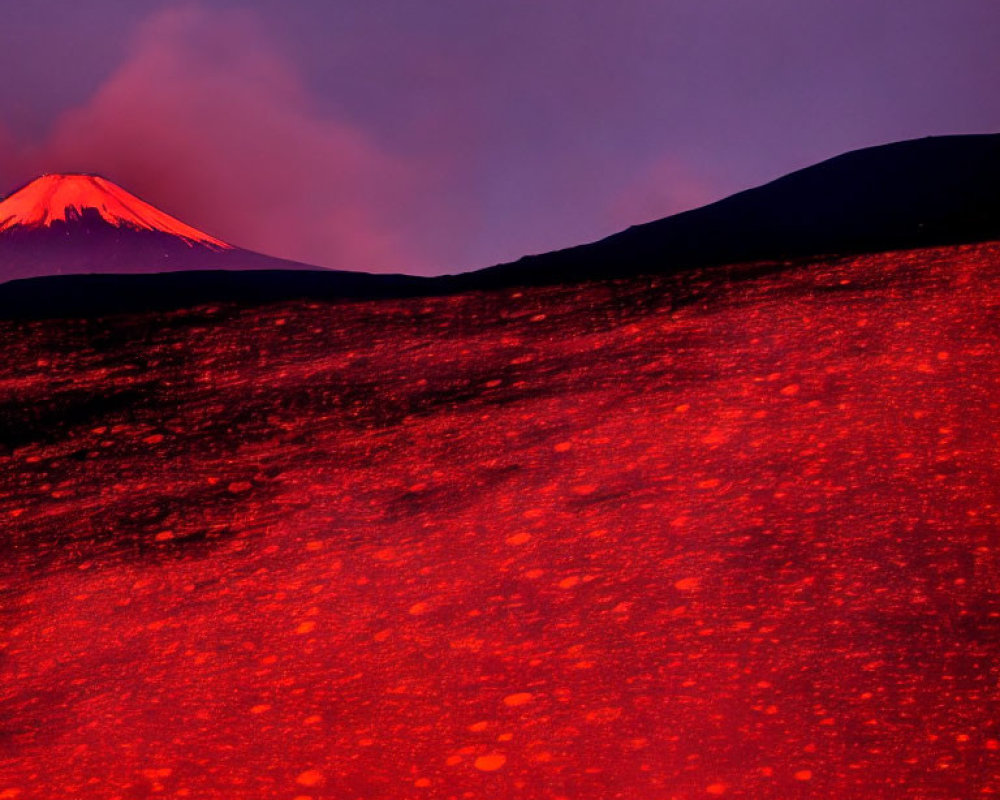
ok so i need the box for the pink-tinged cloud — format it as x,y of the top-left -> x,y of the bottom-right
606,156 -> 720,231
17,5 -> 424,272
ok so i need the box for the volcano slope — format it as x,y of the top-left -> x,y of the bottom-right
1,242 -> 999,799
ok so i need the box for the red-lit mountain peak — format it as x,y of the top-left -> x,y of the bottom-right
0,174 -> 231,249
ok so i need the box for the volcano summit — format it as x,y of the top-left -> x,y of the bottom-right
0,173 -> 326,282
0,174 -> 231,248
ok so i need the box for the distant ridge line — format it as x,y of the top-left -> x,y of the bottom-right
1,132 -> 998,316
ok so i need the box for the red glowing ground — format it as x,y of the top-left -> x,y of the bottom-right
0,174 -> 230,248
1,243 -> 999,798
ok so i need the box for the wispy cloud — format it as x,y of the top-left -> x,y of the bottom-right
5,5 -> 426,272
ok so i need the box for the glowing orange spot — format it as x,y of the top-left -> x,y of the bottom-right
674,404 -> 690,413
506,533 -> 531,545
373,548 -> 397,561
154,531 -> 174,542
303,715 -> 322,725
585,707 -> 622,722
358,738 -> 375,746
408,602 -> 430,615
986,739 -> 1000,751
143,434 -> 164,445
473,753 -> 507,772
557,576 -> 581,589
697,478 -> 721,489
572,484 -> 597,495
503,692 -> 533,707
523,569 -> 544,579
674,577 -> 701,591
249,704 -> 271,714
414,778 -> 431,788
295,621 -> 316,634
228,481 -> 252,494
446,755 -> 463,766
554,441 -> 572,452
305,540 -> 323,551
497,732 -> 514,742
702,429 -> 728,445
780,384 -> 800,396
468,721 -> 489,732
794,770 -> 813,781
706,783 -> 727,795
295,770 -> 324,787
373,629 -> 392,642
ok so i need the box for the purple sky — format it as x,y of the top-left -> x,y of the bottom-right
1,1 -> 998,275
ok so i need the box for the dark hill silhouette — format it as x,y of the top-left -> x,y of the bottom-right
1,133 -> 998,317
442,132 -> 1000,289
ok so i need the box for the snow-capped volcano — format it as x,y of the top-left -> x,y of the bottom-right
0,173 -> 325,283
0,174 -> 230,248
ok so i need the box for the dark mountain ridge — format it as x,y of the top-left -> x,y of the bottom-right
1,133 -> 997,318
447,132 -> 1000,288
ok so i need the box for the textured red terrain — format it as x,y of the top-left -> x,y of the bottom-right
1,243 -> 999,798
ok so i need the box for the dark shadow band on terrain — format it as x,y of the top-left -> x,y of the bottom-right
0,269 -> 434,319
0,260 -> 795,320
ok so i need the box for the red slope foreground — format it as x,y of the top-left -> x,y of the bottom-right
1,242 -> 999,798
